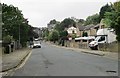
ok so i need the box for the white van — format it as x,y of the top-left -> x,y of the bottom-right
89,28 -> 116,50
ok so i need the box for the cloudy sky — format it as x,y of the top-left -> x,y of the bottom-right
2,0 -> 117,27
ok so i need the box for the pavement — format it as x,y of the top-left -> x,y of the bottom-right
0,48 -> 32,76
47,42 -> 119,61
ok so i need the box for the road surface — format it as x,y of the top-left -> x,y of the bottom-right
12,42 -> 118,76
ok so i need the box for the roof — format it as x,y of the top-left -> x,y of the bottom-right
94,24 -> 100,29
79,24 -> 100,31
79,26 -> 85,31
68,26 -> 77,30
84,24 -> 94,30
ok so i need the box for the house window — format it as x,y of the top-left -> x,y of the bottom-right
72,30 -> 75,34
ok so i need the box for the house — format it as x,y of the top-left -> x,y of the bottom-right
78,26 -> 85,37
67,26 -> 80,37
77,24 -> 100,37
84,24 -> 96,36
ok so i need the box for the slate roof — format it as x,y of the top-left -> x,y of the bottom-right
79,26 -> 85,31
84,24 -> 94,30
72,23 -> 100,31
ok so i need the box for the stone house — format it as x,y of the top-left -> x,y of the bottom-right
78,26 -> 85,37
76,24 -> 100,37
66,26 -> 82,37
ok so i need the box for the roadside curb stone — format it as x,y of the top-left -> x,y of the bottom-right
1,48 -> 32,73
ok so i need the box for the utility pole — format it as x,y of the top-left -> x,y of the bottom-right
19,25 -> 20,48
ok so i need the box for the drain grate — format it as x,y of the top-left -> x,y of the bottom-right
106,70 -> 117,73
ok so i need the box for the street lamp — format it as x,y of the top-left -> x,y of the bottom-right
18,21 -> 25,48
19,24 -> 20,48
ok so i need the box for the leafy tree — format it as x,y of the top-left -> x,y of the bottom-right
43,28 -> 49,40
102,1 -> 120,41
78,19 -> 85,25
49,19 -> 57,24
99,3 -> 113,20
48,30 -> 59,42
44,29 -> 49,37
59,30 -> 68,39
2,3 -> 30,47
60,18 -> 76,29
111,1 -> 120,41
27,26 -> 39,41
82,32 -> 88,37
54,23 -> 63,32
114,16 -> 120,41
113,1 -> 120,12
84,13 -> 100,25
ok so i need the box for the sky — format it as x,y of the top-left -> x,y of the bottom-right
2,0 -> 117,27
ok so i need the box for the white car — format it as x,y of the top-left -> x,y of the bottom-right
32,41 -> 41,48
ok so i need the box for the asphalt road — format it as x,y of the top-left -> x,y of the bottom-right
12,42 -> 118,76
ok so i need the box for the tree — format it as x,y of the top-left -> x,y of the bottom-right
2,3 -> 30,47
101,11 -> 117,28
48,30 -> 59,42
54,23 -> 63,32
84,13 -> 100,25
60,18 -> 76,29
78,19 -> 85,25
114,16 -> 120,41
59,30 -> 68,39
111,1 -> 120,41
99,3 -> 113,20
49,19 -> 57,24
102,1 -> 120,41
82,32 -> 88,37
43,28 -> 49,40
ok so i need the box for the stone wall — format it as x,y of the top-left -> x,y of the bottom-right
98,42 -> 118,52
65,40 -> 118,52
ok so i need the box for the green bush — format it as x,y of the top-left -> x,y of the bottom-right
82,32 -> 88,37
3,35 -> 13,44
48,30 -> 59,42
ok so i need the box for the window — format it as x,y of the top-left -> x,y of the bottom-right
98,36 -> 105,42
72,30 -> 75,34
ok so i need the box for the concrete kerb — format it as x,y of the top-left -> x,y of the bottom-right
1,48 -> 32,73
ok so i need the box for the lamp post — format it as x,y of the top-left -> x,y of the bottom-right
18,24 -> 20,48
18,21 -> 25,48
